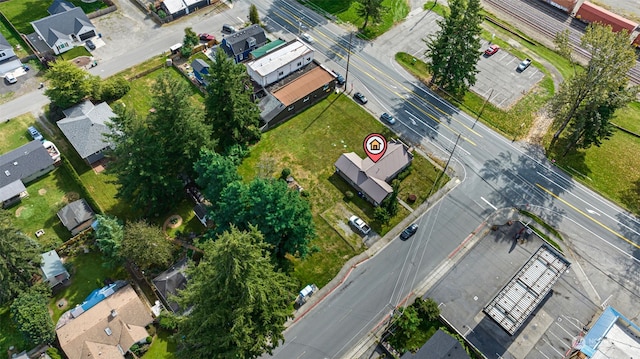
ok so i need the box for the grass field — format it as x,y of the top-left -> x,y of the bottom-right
237,93 -> 442,287
0,11 -> 29,57
305,0 -> 409,39
59,46 -> 91,61
0,113 -> 40,152
142,329 -> 177,359
0,0 -> 107,34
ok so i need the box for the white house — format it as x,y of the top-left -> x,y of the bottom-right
30,7 -> 96,55
0,33 -> 22,76
246,40 -> 314,87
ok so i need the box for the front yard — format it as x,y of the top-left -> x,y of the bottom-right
0,0 -> 107,34
238,93 -> 443,287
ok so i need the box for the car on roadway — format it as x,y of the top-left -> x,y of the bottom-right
353,92 -> 368,104
28,126 -> 43,141
517,58 -> 532,72
484,44 -> 500,56
5,73 -> 17,84
86,40 -> 96,50
400,223 -> 419,240
199,33 -> 215,42
300,33 -> 314,43
222,24 -> 236,33
335,73 -> 345,86
380,112 -> 396,125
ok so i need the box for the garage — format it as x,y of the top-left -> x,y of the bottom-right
79,31 -> 96,41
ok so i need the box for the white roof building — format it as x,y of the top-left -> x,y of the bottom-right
246,40 -> 314,87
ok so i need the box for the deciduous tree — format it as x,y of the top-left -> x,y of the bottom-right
205,48 -> 261,151
549,24 -> 638,149
176,226 -> 295,358
193,148 -> 240,208
10,284 -> 55,345
211,177 -> 315,258
356,0 -> 385,31
0,211 -> 41,305
121,220 -> 173,270
44,61 -> 99,108
425,0 -> 482,96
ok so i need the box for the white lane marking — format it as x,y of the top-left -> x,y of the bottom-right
586,208 -> 601,216
481,197 -> 497,210
404,111 -> 471,156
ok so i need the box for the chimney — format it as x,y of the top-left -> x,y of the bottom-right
110,309 -> 117,318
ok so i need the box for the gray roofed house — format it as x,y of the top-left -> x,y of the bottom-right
58,101 -> 115,165
48,0 -> 75,15
41,250 -> 70,288
334,139 -> 413,206
221,24 -> 268,63
0,140 -> 55,208
57,199 -> 96,236
152,259 -> 188,313
31,7 -> 96,55
0,33 -> 22,76
400,329 -> 471,359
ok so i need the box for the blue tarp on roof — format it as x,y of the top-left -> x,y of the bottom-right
580,306 -> 640,357
70,281 -> 125,318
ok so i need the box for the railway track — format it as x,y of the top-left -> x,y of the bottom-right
483,0 -> 640,85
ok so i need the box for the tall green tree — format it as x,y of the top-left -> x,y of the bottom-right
205,48 -> 261,151
0,211 -> 41,305
121,220 -> 173,270
44,61 -> 99,108
425,0 -> 482,96
356,0 -> 385,31
212,177 -> 315,258
10,284 -> 55,345
249,4 -> 260,25
176,227 -> 295,358
193,148 -> 241,208
549,23 -> 638,148
94,214 -> 124,265
181,27 -> 199,57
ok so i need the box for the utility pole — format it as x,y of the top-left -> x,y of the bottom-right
473,88 -> 493,129
433,134 -> 461,191
344,31 -> 353,94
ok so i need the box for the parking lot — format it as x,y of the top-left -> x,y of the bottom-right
425,222 -> 598,358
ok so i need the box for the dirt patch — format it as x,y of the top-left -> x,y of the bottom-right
38,188 -> 47,195
63,192 -> 80,203
163,215 -> 183,232
523,109 -> 554,146
15,206 -> 25,217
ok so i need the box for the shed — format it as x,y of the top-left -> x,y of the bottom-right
57,199 -> 96,236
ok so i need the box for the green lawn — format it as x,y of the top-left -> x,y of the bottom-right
59,46 -> 91,61
237,93 -> 442,287
0,0 -> 107,34
0,11 -> 29,57
304,0 -> 410,39
612,101 -> 640,134
49,251 -> 127,322
0,113 -> 40,153
142,329 -> 177,359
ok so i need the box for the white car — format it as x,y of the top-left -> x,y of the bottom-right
300,33 -> 314,43
5,73 -> 17,84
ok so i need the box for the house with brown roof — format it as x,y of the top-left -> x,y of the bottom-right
334,139 -> 413,206
56,284 -> 153,359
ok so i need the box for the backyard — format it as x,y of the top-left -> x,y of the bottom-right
237,92 -> 443,287
0,0 -> 107,34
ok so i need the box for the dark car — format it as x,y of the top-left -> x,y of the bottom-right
484,44 -> 500,56
380,112 -> 396,125
335,73 -> 345,86
400,224 -> 418,240
353,92 -> 368,104
222,24 -> 236,34
86,40 -> 96,50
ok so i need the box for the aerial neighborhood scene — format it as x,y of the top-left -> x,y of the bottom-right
2,0 -> 640,357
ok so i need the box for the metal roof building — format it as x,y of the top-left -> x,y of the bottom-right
484,243 -> 570,335
576,306 -> 640,358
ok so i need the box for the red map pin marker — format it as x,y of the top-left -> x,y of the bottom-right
363,133 -> 387,163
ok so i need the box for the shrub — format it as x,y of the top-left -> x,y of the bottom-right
281,168 -> 291,179
98,76 -> 131,102
46,348 -> 62,359
158,9 -> 166,19
374,206 -> 390,224
345,191 -> 354,200
146,336 -> 153,344
397,165 -> 413,181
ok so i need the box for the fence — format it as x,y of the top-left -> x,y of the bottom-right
87,5 -> 117,19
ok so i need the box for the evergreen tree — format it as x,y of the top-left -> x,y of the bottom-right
249,4 -> 260,25
355,0 -> 385,31
176,227 -> 295,358
94,214 -> 124,265
193,148 -> 241,209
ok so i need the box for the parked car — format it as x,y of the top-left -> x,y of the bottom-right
349,215 -> 371,235
335,73 -> 345,86
484,44 -> 500,56
353,92 -> 368,104
199,33 -> 215,42
5,73 -> 17,84
222,24 -> 236,33
400,223 -> 419,240
28,126 -> 43,141
86,40 -> 96,50
517,58 -> 532,72
300,33 -> 314,43
380,112 -> 396,125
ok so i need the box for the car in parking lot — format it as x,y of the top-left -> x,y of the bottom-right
199,33 -> 215,42
400,223 -> 418,240
353,92 -> 368,104
5,73 -> 17,84
380,112 -> 396,125
300,33 -> 314,43
86,40 -> 96,50
517,58 -> 532,72
484,44 -> 500,56
335,73 -> 345,86
28,126 -> 43,141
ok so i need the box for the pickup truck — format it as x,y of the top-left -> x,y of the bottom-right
349,215 -> 371,235
517,58 -> 532,72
